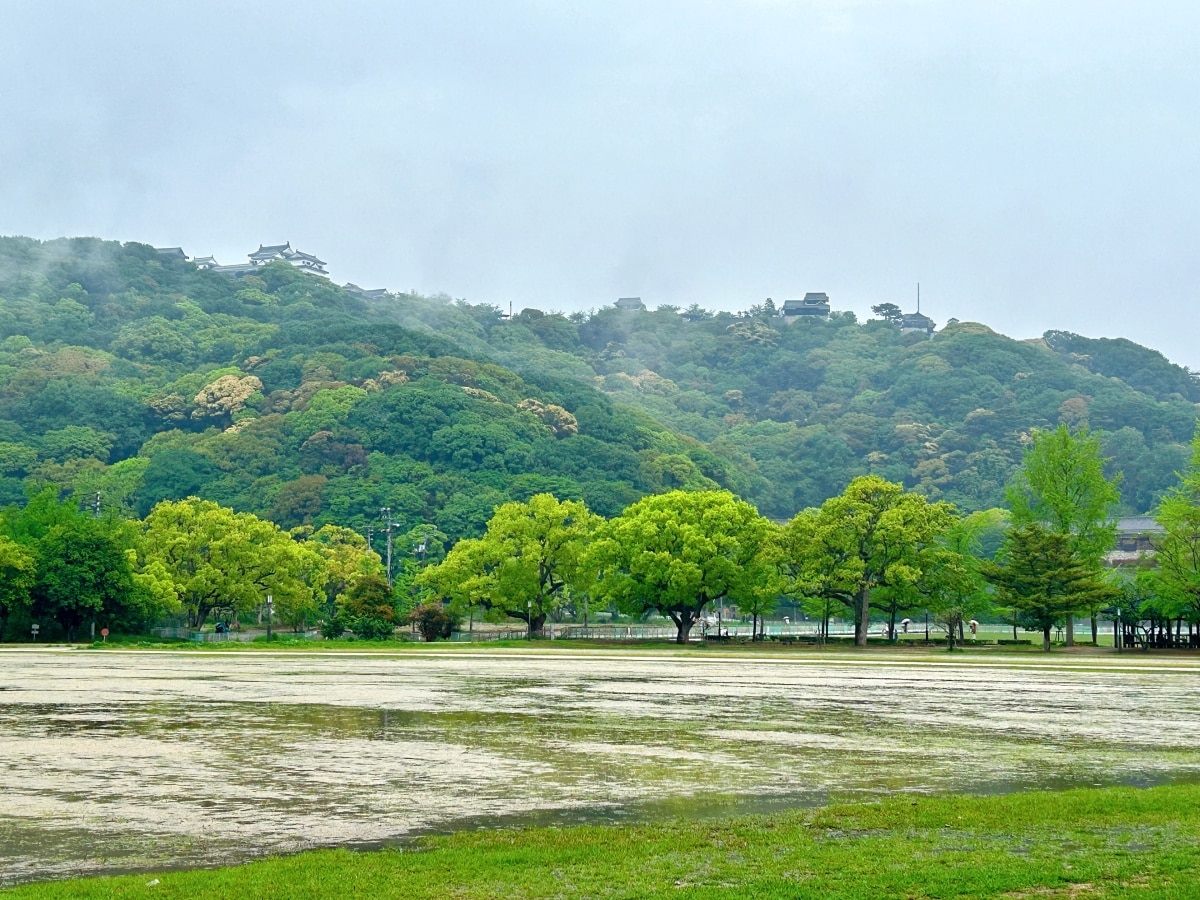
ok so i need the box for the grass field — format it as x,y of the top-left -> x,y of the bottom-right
4,784 -> 1199,898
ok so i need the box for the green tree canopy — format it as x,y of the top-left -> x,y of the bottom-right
1007,424 -> 1120,568
418,494 -> 598,634
0,533 -> 35,638
139,498 -> 327,629
1148,427 -> 1200,626
981,523 -> 1118,651
589,490 -> 770,644
780,475 -> 956,646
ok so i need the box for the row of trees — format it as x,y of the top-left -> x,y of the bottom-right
420,424 -> 1169,651
0,492 -> 427,642
7,421 -> 1200,650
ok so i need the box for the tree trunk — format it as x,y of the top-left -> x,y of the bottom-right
752,611 -> 759,641
1065,614 -> 1074,647
854,587 -> 870,647
675,614 -> 694,645
1091,614 -> 1098,645
888,607 -> 898,643
1042,625 -> 1052,652
530,613 -> 547,637
947,618 -> 957,652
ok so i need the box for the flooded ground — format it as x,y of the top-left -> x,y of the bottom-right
1,648 -> 1199,885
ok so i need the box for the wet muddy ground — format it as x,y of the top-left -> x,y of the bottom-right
1,648 -> 1198,885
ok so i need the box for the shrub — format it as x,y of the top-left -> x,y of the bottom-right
407,602 -> 455,642
351,615 -> 395,641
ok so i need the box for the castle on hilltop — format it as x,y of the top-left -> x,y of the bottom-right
155,243 -> 389,298
158,242 -> 329,277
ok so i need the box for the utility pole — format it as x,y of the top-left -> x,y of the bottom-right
380,507 -> 394,586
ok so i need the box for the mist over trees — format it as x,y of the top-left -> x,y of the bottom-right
0,236 -> 1195,548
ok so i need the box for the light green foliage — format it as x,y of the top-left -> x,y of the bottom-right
780,476 -> 956,646
589,490 -> 770,643
915,509 -> 1002,648
419,494 -> 598,634
1148,426 -> 1200,624
1007,424 -> 1122,641
1007,424 -> 1120,569
301,524 -> 384,609
139,498 -> 327,629
0,533 -> 34,635
730,521 -> 785,639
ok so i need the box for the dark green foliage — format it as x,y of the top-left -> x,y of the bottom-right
350,615 -> 395,641
407,602 -> 455,642
981,524 -> 1118,650
0,490 -> 139,640
137,449 -> 217,516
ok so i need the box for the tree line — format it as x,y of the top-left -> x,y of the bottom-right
4,421 -> 1200,649
419,422 -> 1200,651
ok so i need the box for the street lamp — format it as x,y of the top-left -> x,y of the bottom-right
266,594 -> 274,639
527,600 -> 533,640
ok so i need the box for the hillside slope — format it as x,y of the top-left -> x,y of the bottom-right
0,237 -> 1194,533
367,295 -> 1198,518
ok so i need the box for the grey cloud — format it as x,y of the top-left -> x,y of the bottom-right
2,1 -> 1199,364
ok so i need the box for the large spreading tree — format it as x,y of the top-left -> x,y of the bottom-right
418,493 -> 598,635
139,498 -> 326,629
589,490 -> 771,644
781,476 -> 956,646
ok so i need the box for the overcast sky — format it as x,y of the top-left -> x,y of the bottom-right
3,1 -> 1199,365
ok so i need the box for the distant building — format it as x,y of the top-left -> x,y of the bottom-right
209,261 -> 258,276
780,292 -> 831,322
248,243 -> 293,265
183,242 -> 331,278
154,247 -> 187,261
1105,516 -> 1164,567
343,283 -> 390,301
616,296 -> 645,311
248,242 -> 329,276
899,311 -> 936,335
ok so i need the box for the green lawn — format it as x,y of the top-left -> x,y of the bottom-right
7,785 -> 1200,898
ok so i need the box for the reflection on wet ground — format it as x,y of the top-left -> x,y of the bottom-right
1,649 -> 1198,884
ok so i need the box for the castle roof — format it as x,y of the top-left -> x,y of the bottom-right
249,243 -> 292,259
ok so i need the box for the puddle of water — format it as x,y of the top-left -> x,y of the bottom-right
1,650 -> 1199,885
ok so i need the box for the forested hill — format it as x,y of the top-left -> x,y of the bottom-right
0,237 -> 1195,539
